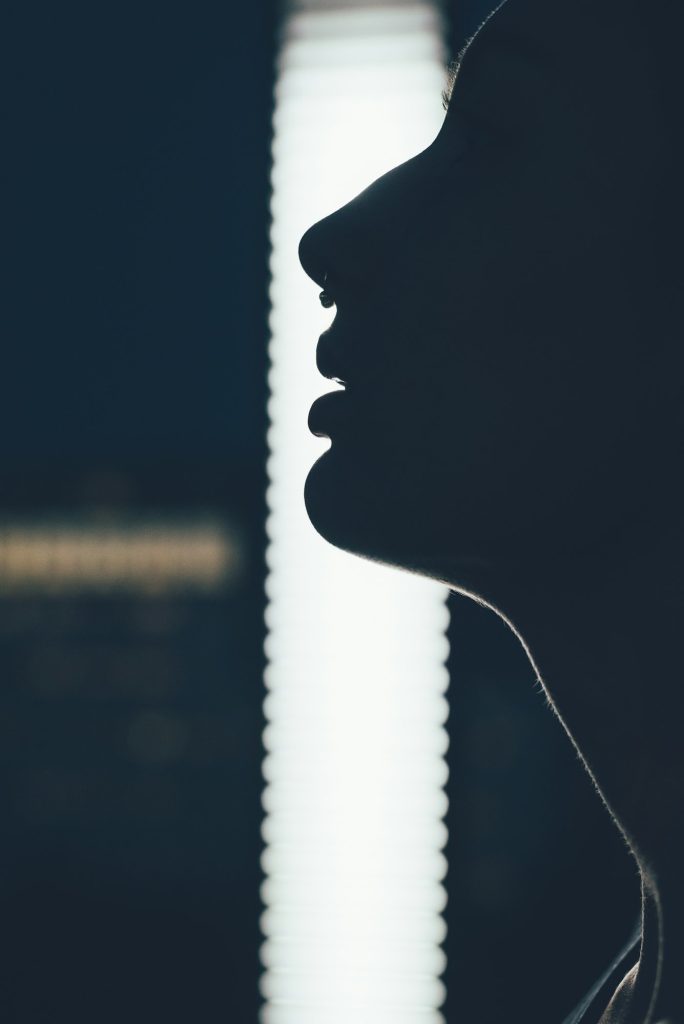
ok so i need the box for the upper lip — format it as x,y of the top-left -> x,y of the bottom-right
316,326 -> 352,387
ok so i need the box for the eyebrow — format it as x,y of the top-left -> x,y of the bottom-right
441,59 -> 461,112
442,0 -> 513,112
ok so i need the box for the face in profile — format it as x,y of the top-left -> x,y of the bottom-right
299,0 -> 680,599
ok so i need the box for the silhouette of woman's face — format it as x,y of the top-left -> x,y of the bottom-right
299,6 -> 674,592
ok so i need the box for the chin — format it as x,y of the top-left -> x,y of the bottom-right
304,445 -> 509,602
303,445 -> 473,587
304,446 -> 411,570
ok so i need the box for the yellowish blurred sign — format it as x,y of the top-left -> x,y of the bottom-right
0,518 -> 244,594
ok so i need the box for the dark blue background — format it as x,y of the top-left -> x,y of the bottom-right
6,1 -> 272,466
4,4 -> 274,1022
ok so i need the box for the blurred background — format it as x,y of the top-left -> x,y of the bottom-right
3,1 -> 638,1022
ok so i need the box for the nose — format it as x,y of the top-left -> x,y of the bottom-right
299,203 -> 378,303
299,208 -> 360,295
298,220 -> 328,290
297,152 -> 428,298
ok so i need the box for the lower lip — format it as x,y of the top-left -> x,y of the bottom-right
308,389 -> 350,436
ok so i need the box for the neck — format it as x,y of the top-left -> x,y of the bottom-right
411,521 -> 684,1024
597,871 -> 684,1024
503,542 -> 684,1024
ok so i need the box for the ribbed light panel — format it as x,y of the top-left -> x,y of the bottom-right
262,5 -> 451,1021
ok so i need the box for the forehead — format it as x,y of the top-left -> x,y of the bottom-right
441,2 -> 665,226
449,0 -> 645,132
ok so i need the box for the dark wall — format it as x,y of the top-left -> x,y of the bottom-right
3,4 -> 276,1023
6,0 -> 274,466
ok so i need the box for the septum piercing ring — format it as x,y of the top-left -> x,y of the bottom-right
319,273 -> 335,308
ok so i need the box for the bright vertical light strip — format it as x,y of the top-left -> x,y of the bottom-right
263,4 -> 450,1022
